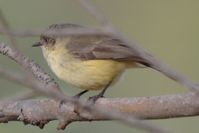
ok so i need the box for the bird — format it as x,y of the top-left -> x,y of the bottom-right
32,23 -> 197,101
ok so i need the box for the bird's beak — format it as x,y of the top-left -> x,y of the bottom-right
32,42 -> 43,47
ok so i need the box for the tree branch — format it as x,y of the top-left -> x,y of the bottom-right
0,43 -> 61,92
0,93 -> 197,130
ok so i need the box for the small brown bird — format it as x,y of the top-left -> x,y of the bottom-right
33,23 -> 197,101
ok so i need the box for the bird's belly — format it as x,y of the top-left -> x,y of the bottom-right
49,60 -> 127,90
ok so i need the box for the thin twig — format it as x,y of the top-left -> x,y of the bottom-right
0,65 -> 51,96
1,90 -> 37,101
79,0 -> 113,30
0,28 -> 42,37
0,27 -> 110,37
0,10 -> 17,49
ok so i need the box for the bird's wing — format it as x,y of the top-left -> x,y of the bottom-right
66,36 -> 149,65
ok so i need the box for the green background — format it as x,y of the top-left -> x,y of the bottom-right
0,0 -> 199,133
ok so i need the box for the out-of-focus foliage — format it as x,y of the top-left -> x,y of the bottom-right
0,0 -> 198,133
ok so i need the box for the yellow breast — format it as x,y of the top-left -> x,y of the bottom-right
42,46 -> 129,90
50,60 -> 127,90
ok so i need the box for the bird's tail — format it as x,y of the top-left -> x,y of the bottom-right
141,54 -> 199,92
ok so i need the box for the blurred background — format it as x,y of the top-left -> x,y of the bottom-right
0,0 -> 199,133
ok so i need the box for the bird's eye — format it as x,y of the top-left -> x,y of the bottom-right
41,36 -> 48,43
48,38 -> 56,44
41,36 -> 55,45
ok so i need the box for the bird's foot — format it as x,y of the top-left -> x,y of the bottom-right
88,94 -> 104,103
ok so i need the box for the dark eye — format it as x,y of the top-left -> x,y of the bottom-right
40,36 -> 48,43
41,36 -> 55,44
48,38 -> 55,44
43,37 -> 48,43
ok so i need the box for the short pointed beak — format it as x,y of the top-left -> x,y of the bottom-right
32,42 -> 43,47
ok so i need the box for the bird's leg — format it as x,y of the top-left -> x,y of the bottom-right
74,90 -> 89,98
89,83 -> 111,103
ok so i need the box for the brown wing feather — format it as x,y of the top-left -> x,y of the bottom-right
66,36 -> 150,66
